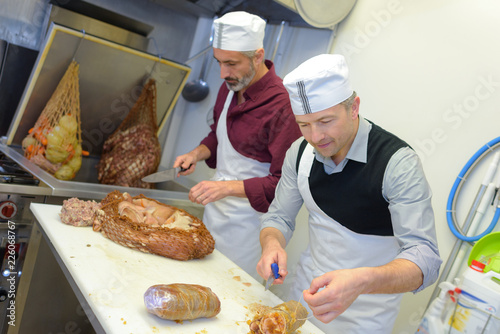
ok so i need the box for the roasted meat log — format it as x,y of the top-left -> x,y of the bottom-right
93,191 -> 215,260
144,283 -> 221,321
249,300 -> 308,334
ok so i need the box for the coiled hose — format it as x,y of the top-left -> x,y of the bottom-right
447,136 -> 500,242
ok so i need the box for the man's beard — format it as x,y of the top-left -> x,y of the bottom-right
225,64 -> 256,92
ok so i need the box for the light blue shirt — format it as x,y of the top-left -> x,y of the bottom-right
261,117 -> 442,291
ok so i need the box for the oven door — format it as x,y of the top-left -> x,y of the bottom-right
0,220 -> 31,334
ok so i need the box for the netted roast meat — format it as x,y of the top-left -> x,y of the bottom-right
249,300 -> 308,334
97,79 -> 161,189
97,123 -> 160,189
93,191 -> 215,260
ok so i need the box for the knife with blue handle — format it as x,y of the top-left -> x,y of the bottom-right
265,263 -> 280,290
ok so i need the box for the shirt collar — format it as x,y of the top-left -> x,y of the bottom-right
242,60 -> 275,101
314,116 -> 371,168
346,115 -> 370,163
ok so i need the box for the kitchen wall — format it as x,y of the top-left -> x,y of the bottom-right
332,1 -> 500,332
165,0 -> 500,333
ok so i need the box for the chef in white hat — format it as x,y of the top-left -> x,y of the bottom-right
255,54 -> 442,333
173,12 -> 301,281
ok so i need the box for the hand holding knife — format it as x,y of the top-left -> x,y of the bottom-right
265,263 -> 280,290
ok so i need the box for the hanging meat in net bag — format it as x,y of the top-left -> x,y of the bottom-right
21,60 -> 83,180
93,190 -> 215,260
97,79 -> 161,189
249,300 -> 308,334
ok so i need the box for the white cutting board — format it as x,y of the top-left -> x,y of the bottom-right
30,203 -> 324,334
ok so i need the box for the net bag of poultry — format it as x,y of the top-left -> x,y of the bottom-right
21,60 -> 83,180
93,190 -> 215,260
97,79 -> 161,189
249,300 -> 308,334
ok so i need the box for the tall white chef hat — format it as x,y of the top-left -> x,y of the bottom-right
283,54 -> 353,115
213,11 -> 266,52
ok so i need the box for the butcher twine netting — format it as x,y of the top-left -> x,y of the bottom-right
97,78 -> 161,189
93,191 -> 215,260
250,300 -> 308,334
22,60 -> 83,180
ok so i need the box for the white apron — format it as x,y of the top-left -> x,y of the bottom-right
203,91 -> 270,281
289,143 -> 403,334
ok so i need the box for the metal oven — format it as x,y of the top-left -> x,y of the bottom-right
0,151 -> 52,334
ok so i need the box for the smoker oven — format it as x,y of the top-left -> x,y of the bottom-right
0,151 -> 53,334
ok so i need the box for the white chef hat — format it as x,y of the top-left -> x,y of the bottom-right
213,11 -> 266,52
283,54 -> 353,115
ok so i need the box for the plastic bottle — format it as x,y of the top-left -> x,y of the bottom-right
448,259 -> 500,333
415,282 -> 455,333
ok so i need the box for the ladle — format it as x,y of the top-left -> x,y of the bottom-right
182,29 -> 213,102
271,21 -> 286,62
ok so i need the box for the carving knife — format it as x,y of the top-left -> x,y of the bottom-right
265,263 -> 280,290
142,166 -> 189,183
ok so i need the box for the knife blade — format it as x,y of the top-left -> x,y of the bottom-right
142,166 -> 188,183
265,263 -> 280,290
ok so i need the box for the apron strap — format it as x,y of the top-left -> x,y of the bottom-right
295,138 -> 309,173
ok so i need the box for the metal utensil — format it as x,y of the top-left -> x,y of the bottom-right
265,263 -> 280,290
271,21 -> 286,62
182,24 -> 214,102
142,166 -> 188,183
181,56 -> 210,102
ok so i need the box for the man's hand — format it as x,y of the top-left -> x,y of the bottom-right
303,259 -> 423,323
173,144 -> 211,176
189,180 -> 245,205
303,269 -> 365,323
173,153 -> 197,176
256,227 -> 288,283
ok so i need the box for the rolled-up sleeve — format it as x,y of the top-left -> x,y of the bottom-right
384,147 -> 443,292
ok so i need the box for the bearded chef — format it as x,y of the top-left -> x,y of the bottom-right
173,11 -> 301,281
256,54 -> 442,333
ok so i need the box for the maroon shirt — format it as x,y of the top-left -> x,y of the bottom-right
200,60 -> 301,213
